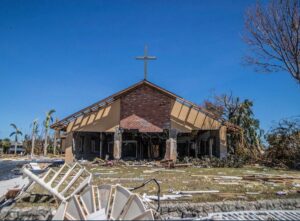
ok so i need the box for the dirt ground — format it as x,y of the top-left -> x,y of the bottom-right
86,164 -> 300,203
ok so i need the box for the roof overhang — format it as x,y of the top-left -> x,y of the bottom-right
51,80 -> 237,131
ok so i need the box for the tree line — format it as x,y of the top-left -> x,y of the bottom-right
203,93 -> 300,169
0,109 -> 59,157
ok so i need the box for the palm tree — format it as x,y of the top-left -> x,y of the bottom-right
53,118 -> 59,155
43,109 -> 55,156
9,123 -> 23,155
31,119 -> 39,158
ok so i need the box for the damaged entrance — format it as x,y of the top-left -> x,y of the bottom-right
121,131 -> 167,160
72,129 -> 221,161
72,131 -> 167,161
176,130 -> 221,160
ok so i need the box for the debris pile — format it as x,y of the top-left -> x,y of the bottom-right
53,184 -> 155,220
1,160 -> 300,220
20,163 -> 157,220
182,156 -> 246,168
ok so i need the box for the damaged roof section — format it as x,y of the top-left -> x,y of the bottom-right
51,80 -> 239,132
51,80 -> 178,131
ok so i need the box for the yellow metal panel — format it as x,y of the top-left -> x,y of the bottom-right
170,101 -> 182,118
80,116 -> 89,127
103,106 -> 111,117
203,117 -> 221,129
67,121 -> 75,133
73,99 -> 120,132
96,109 -> 104,120
187,108 -> 198,124
171,101 -> 223,131
194,112 -> 206,128
202,116 -> 211,129
178,105 -> 190,121
75,116 -> 83,125
87,113 -> 96,125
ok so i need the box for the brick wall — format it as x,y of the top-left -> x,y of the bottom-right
120,84 -> 173,132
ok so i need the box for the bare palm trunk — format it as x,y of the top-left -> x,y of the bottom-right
53,133 -> 57,155
31,134 -> 35,158
14,141 -> 17,155
44,129 -> 48,156
53,119 -> 58,155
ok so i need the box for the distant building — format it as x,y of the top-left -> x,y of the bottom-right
8,141 -> 25,154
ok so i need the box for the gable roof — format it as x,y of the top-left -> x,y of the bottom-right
51,80 -> 236,131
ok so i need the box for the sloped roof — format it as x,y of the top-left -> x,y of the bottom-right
51,80 -> 237,131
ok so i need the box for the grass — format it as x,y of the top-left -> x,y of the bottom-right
87,164 -> 300,203
15,164 -> 300,209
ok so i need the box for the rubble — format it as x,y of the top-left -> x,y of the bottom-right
181,156 -> 246,168
52,184 -> 155,220
144,194 -> 192,201
22,163 -> 92,201
20,163 -> 156,220
2,160 -> 300,220
159,198 -> 300,219
0,206 -> 53,221
201,210 -> 300,220
173,190 -> 220,195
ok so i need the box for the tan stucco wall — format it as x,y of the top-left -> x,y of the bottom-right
170,100 -> 222,132
66,99 -> 120,133
219,126 -> 227,158
64,132 -> 74,163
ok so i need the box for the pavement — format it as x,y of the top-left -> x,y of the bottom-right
0,176 -> 29,197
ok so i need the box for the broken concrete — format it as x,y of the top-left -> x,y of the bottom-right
0,206 -> 54,221
159,198 -> 300,219
53,184 -> 155,220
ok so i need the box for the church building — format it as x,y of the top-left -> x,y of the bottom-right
51,47 -> 233,163
51,80 -> 229,163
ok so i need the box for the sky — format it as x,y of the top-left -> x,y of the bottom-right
0,0 -> 299,139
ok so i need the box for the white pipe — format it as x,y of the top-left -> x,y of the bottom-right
22,167 -> 65,201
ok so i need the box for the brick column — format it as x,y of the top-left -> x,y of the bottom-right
113,127 -> 122,160
164,129 -> 177,161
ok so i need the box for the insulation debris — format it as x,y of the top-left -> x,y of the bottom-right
143,194 -> 192,201
173,190 -> 220,194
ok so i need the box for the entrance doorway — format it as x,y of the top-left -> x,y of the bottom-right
122,141 -> 138,159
